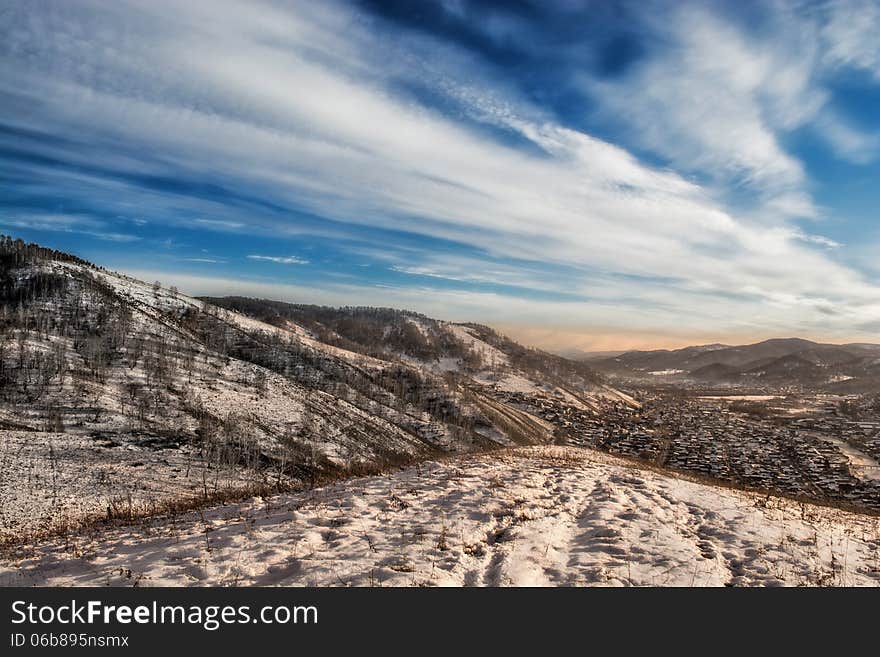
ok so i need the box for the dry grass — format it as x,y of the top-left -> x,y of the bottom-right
4,442 -> 878,563
0,451 -> 427,557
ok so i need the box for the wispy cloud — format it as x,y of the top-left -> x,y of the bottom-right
1,0 -> 879,342
584,6 -> 822,218
814,111 -> 880,164
792,231 -> 842,249
247,255 -> 309,265
0,213 -> 140,242
193,218 -> 246,230
821,0 -> 880,79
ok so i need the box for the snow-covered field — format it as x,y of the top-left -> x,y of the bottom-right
3,447 -> 878,587
0,430 -> 260,543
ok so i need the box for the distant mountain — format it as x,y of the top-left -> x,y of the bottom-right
593,337 -> 880,390
689,362 -> 741,382
557,349 -> 627,361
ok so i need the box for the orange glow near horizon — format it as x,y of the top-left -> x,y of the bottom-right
492,324 -> 870,354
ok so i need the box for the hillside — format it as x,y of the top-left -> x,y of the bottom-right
0,236 -> 609,541
3,447 -> 878,587
202,298 -> 603,391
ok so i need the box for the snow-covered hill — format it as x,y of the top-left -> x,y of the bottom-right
3,447 -> 878,587
0,237 -> 617,540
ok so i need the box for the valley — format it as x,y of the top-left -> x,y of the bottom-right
1,236 -> 879,586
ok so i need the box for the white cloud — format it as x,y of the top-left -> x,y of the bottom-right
0,213 -> 140,242
583,2 -> 880,203
822,0 -> 880,79
792,231 -> 842,249
813,111 -> 880,164
585,6 -> 823,218
2,0 -> 880,339
247,255 -> 309,265
194,219 -> 245,230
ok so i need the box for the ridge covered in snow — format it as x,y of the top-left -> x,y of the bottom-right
0,237 -> 619,540
3,447 -> 878,587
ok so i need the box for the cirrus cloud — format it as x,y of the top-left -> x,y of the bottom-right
1,0 -> 879,346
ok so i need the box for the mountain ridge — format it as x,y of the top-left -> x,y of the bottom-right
0,235 -> 612,539
593,336 -> 880,390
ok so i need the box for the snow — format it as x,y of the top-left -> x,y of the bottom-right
494,372 -> 544,394
10,259 -> 876,586
435,357 -> 460,372
472,370 -> 554,398
648,369 -> 685,376
0,431 -> 259,542
445,324 -> 509,367
699,395 -> 780,401
818,435 -> 880,483
0,261 -> 456,542
82,262 -> 387,372
471,369 -> 600,414
4,447 -> 878,587
596,385 -> 641,409
552,385 -> 600,412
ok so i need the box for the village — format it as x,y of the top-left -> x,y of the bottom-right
490,387 -> 880,511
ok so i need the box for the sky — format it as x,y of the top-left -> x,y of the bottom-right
2,0 -> 880,351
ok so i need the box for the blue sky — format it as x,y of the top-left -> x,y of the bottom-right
2,0 -> 880,350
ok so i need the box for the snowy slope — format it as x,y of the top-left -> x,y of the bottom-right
3,447 -> 878,587
446,323 -> 510,367
18,261 -> 439,453
5,244 -> 593,540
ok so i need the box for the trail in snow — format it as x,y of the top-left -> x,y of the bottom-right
3,447 -> 878,587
